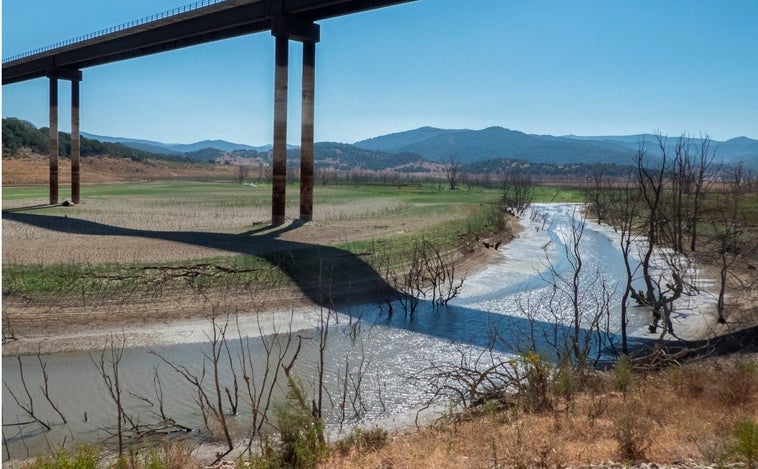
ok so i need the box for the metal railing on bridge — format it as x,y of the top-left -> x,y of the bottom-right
2,0 -> 227,63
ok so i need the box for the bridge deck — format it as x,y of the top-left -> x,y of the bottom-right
2,0 -> 413,85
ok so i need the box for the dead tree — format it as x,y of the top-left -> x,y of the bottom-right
502,172 -> 534,216
92,334 -> 129,457
207,310 -> 234,452
712,163 -> 746,324
539,208 -> 616,365
444,154 -> 461,190
235,165 -> 249,184
36,349 -> 67,424
377,238 -> 466,317
152,309 -> 234,454
670,134 -> 690,253
636,137 -> 672,330
235,311 -> 303,454
584,168 -> 610,224
689,135 -> 714,251
3,356 -> 52,432
610,182 -> 642,355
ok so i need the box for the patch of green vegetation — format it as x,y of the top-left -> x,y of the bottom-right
20,444 -> 100,469
2,181 -> 263,201
729,419 -> 758,468
338,200 -> 506,270
2,255 -> 288,297
531,186 -> 585,203
335,426 -> 389,456
313,182 -> 502,206
2,185 -> 52,200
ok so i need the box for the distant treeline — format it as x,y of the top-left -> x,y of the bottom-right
463,158 -> 638,179
2,118 -> 193,163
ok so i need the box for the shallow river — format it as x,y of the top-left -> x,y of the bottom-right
1,204 -> 716,461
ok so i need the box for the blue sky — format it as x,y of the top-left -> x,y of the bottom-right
3,0 -> 757,145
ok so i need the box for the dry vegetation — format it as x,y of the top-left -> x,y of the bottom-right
1,152 -> 235,185
324,357 -> 758,468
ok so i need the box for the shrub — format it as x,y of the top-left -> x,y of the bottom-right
335,427 -> 389,456
730,419 -> 758,468
21,445 -> 99,469
553,352 -> 591,407
271,377 -> 328,468
717,360 -> 757,407
613,354 -> 633,395
612,397 -> 653,462
520,351 -> 553,412
130,442 -> 199,469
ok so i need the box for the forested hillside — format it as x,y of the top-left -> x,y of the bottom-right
355,126 -> 634,165
2,118 -> 190,162
356,126 -> 758,168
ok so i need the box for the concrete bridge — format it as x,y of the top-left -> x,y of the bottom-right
2,0 -> 414,224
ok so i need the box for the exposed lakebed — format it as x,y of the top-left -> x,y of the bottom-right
1,204 -> 717,461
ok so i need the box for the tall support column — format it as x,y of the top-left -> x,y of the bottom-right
49,77 -> 59,205
299,40 -> 316,222
270,17 -> 319,225
271,35 -> 289,225
71,80 -> 81,204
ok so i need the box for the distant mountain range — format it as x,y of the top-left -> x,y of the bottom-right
563,134 -> 758,166
81,132 -> 271,155
355,127 -> 758,167
81,127 -> 758,169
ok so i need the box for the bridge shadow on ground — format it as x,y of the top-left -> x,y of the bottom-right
2,211 -> 396,308
6,210 -> 750,361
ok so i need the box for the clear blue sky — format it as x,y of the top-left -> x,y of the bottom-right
3,0 -> 757,145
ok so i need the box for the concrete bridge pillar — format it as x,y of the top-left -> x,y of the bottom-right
47,68 -> 82,205
71,79 -> 81,204
300,40 -> 316,222
271,34 -> 289,225
48,77 -> 59,205
271,17 -> 320,225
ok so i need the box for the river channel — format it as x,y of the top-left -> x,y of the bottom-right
1,204 -> 717,461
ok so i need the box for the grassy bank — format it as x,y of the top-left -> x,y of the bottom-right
2,181 -> 516,316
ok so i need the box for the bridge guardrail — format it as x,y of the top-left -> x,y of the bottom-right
3,0 -> 226,64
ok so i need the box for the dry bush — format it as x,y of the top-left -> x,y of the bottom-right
334,427 -> 389,456
117,441 -> 201,469
611,396 -> 654,461
713,359 -> 758,408
323,355 -> 758,468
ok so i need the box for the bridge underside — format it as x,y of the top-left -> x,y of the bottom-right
41,20 -> 317,223
2,0 -> 415,223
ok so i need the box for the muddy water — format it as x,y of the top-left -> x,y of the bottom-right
1,204 -> 717,461
1,308 -> 515,461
